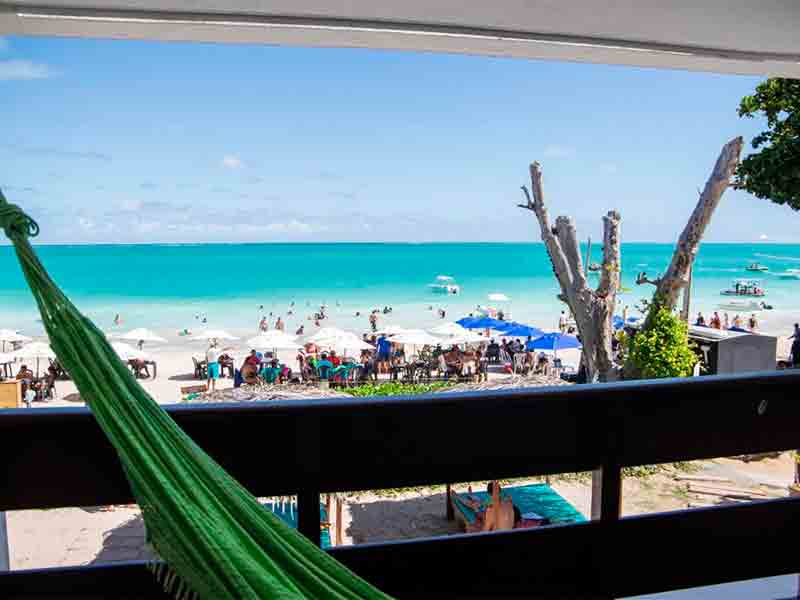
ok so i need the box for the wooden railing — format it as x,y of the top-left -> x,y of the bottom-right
1,370 -> 799,598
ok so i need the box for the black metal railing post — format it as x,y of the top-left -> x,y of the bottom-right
296,416 -> 322,546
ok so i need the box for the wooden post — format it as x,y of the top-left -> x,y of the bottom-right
591,465 -> 622,521
336,497 -> 343,546
0,511 -> 9,571
297,489 -> 322,547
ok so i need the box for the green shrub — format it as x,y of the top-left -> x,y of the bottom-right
624,304 -> 697,379
344,381 -> 453,397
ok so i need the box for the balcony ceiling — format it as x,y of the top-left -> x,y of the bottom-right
1,1 -> 799,76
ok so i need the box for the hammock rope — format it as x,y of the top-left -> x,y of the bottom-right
0,190 -> 393,600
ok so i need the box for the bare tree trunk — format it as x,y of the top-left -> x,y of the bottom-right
637,137 -> 743,310
519,163 -> 621,382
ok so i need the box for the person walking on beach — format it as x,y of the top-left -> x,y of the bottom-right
723,313 -> 730,330
369,312 -> 378,333
733,314 -> 743,329
259,317 -> 268,332
558,310 -> 567,333
695,312 -> 706,326
790,324 -> 800,368
748,313 -> 758,331
206,341 -> 220,392
275,316 -> 285,332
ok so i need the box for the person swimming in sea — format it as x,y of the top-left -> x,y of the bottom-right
113,313 -> 122,326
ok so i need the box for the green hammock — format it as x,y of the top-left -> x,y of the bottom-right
0,191 -> 393,600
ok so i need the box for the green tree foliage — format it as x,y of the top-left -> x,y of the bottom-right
624,304 -> 697,379
736,78 -> 800,210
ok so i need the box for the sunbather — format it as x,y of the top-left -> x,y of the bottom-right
458,481 -> 516,532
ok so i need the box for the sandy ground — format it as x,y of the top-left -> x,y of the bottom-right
6,453 -> 794,570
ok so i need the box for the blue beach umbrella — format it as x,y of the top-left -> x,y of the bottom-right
613,316 -> 640,330
526,333 -> 582,353
456,316 -> 506,330
498,323 -> 545,338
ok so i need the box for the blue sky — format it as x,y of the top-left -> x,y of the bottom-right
0,35 -> 794,244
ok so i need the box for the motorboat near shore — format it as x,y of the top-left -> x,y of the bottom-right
745,262 -> 769,272
718,299 -> 772,312
720,279 -> 765,297
428,275 -> 461,294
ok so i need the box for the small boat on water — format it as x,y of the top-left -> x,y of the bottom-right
778,269 -> 800,280
720,279 -> 766,297
745,262 -> 769,272
587,262 -> 602,272
428,275 -> 461,295
718,299 -> 772,312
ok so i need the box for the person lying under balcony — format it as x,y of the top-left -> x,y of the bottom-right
458,480 -> 517,532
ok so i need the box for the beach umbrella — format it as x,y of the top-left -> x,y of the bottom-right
488,293 -> 510,302
0,329 -> 32,352
438,330 -> 486,345
119,328 -> 167,349
389,330 -> 443,346
430,322 -> 467,336
457,316 -> 507,330
496,323 -> 544,338
306,327 -> 350,344
612,316 -> 640,330
10,341 -> 56,376
526,333 -> 582,356
190,329 -> 240,342
375,325 -> 409,336
111,341 -> 150,362
246,331 -> 302,352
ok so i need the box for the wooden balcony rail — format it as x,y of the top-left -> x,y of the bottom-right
1,369 -> 799,598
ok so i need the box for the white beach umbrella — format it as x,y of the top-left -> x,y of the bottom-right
190,329 -> 240,342
10,341 -> 56,376
118,328 -> 167,346
111,341 -> 150,362
0,329 -> 32,352
307,327 -> 350,344
439,330 -> 486,345
375,325 -> 409,336
246,331 -> 301,351
430,322 -> 468,336
488,293 -> 510,302
389,330 -> 443,346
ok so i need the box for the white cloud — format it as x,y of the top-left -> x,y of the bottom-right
221,155 -> 243,169
759,233 -> 769,240
0,59 -> 54,81
543,144 -> 576,159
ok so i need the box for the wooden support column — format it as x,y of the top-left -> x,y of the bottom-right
591,465 -> 622,521
0,512 -> 9,571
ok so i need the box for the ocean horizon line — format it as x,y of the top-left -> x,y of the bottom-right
2,240 -> 798,249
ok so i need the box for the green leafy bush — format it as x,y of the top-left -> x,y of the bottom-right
624,304 -> 697,379
344,381 -> 453,397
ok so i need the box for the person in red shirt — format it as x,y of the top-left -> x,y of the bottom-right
329,350 -> 342,368
243,349 -> 261,369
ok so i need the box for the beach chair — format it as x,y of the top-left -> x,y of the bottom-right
448,483 -> 585,534
513,353 -> 528,375
192,356 -> 207,379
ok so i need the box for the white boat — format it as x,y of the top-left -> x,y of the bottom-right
717,299 -> 767,312
428,275 -> 461,295
745,262 -> 769,272
778,269 -> 800,280
720,279 -> 766,297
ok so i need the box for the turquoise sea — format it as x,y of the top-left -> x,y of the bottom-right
1,243 -> 799,336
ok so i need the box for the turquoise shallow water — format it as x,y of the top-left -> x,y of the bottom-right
1,242 -> 799,335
